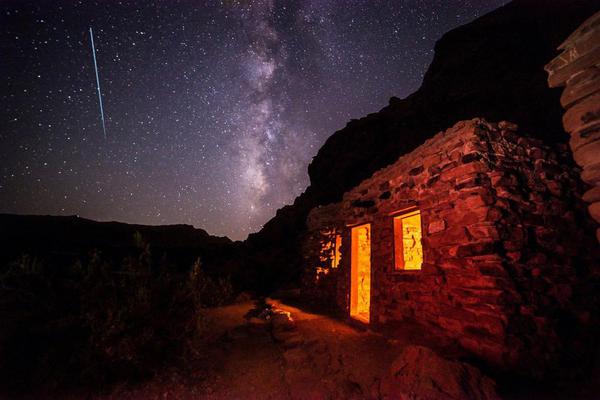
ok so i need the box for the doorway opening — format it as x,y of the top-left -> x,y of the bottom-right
350,223 -> 371,323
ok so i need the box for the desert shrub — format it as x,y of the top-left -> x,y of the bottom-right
188,257 -> 233,307
0,234 -> 234,395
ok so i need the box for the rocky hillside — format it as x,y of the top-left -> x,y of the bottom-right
246,0 -> 600,291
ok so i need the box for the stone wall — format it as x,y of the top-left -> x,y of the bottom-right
546,10 -> 600,243
303,118 -> 599,376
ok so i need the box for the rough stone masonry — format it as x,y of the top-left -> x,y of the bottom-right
303,118 -> 599,377
546,10 -> 600,243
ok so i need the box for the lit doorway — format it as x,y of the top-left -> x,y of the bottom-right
350,223 -> 371,323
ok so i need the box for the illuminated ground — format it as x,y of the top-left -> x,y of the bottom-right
90,299 -> 403,399
89,299 -> 598,400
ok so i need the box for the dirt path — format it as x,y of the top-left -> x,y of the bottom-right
96,299 -> 406,399
191,302 -> 289,399
267,299 -> 396,399
199,299 -> 398,399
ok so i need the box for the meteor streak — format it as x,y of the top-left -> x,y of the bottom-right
89,27 -> 107,139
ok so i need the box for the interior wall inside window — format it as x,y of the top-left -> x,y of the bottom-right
316,229 -> 342,282
393,210 -> 423,270
333,234 -> 342,268
350,224 -> 371,323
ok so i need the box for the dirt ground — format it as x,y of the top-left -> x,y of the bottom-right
92,299 -> 410,399
90,299 -> 599,400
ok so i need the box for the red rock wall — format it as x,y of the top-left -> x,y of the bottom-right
546,10 -> 600,242
303,119 -> 599,376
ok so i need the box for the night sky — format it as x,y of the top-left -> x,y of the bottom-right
1,0 -> 509,240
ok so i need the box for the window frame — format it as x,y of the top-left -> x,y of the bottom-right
390,207 -> 424,272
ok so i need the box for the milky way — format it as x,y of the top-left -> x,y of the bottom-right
0,0 -> 509,240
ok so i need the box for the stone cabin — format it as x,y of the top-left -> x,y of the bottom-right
303,118 -> 598,375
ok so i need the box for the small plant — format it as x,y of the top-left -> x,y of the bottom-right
188,257 -> 233,307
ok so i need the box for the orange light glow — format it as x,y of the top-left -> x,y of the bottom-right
393,210 -> 423,270
316,230 -> 342,282
333,234 -> 342,268
350,224 -> 371,323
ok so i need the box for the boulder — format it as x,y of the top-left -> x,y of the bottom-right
379,345 -> 499,400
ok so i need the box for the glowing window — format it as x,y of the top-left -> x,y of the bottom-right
332,234 -> 342,268
393,209 -> 423,270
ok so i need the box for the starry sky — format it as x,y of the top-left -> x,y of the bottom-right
0,0 -> 509,240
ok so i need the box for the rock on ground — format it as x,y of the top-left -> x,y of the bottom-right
378,345 -> 499,400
